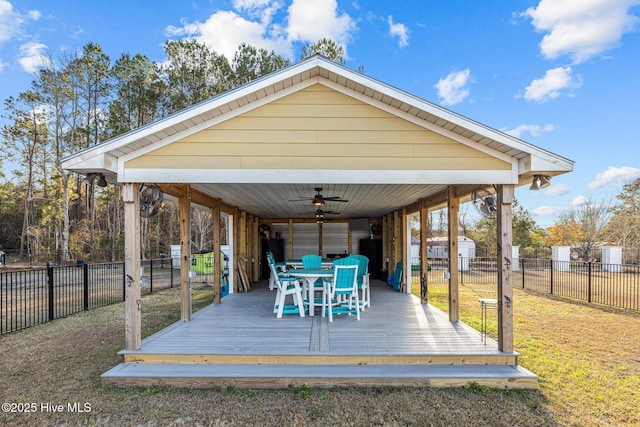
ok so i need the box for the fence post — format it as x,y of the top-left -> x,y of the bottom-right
587,261 -> 592,303
48,265 -> 54,321
170,257 -> 174,288
83,263 -> 89,310
521,258 -> 525,289
150,259 -> 154,293
549,259 -> 554,295
122,263 -> 126,302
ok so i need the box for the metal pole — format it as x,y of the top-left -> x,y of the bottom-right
83,263 -> 89,310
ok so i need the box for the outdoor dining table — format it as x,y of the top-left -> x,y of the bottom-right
285,259 -> 334,269
287,268 -> 334,316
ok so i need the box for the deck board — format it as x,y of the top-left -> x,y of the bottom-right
105,280 -> 536,388
123,281 -> 507,357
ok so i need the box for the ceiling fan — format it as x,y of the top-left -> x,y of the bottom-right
289,187 -> 348,206
311,208 -> 340,219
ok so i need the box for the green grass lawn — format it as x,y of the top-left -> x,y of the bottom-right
1,281 -> 638,426
419,281 -> 640,427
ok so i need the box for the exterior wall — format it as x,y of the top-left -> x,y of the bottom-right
125,84 -> 510,172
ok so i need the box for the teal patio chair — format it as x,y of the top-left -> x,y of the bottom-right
301,254 -> 324,307
268,256 -> 306,318
267,251 -> 288,290
323,259 -> 360,322
349,254 -> 370,309
393,262 -> 403,292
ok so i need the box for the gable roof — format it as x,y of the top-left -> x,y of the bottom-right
61,55 -> 573,219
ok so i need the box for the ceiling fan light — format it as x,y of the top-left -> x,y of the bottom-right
313,199 -> 324,207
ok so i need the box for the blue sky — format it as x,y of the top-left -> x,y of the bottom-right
1,0 -> 639,227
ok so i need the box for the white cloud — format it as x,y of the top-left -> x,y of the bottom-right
523,0 -> 640,64
587,166 -> 640,190
165,0 -> 357,61
0,57 -> 6,71
286,0 -> 356,45
387,15 -> 408,48
18,41 -> 47,73
434,69 -> 472,106
544,183 -> 570,197
532,205 -> 567,218
523,66 -> 582,103
166,11 -> 290,60
503,123 -> 555,138
572,195 -> 590,207
0,0 -> 40,45
232,0 -> 283,26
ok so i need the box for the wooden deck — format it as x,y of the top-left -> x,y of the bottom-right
102,280 -> 537,389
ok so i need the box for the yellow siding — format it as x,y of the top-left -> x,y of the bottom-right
125,84 -> 509,171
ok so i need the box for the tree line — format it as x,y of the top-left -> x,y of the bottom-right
0,38 -> 343,263
1,35 -> 638,265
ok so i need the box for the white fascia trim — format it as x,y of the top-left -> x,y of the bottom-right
61,153 -> 118,173
120,168 -> 517,185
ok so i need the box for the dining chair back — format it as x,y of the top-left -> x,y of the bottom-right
322,263 -> 360,322
268,256 -> 305,318
301,254 -> 322,269
348,254 -> 370,308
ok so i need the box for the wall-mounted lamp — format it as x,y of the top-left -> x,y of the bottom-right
529,174 -> 551,191
83,173 -> 108,188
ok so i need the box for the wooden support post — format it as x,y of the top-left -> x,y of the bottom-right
233,209 -> 240,293
420,199 -> 429,304
393,210 -> 402,275
382,215 -> 389,275
212,200 -> 221,304
122,183 -> 141,350
252,216 -> 260,284
447,186 -> 460,322
497,184 -> 514,352
402,207 -> 410,293
288,220 -> 294,259
318,221 -> 324,256
179,185 -> 191,321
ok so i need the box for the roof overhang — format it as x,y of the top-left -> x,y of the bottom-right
61,55 -> 573,219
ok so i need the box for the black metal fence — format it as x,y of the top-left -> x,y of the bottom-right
411,257 -> 640,312
0,258 -> 181,335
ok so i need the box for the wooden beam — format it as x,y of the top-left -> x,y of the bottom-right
382,215 -> 389,275
288,220 -> 294,259
160,183 -> 233,214
402,207 -> 410,293
497,184 -> 514,352
393,210 -> 402,273
252,215 -> 260,284
179,184 -> 191,321
212,200 -> 221,304
447,186 -> 460,322
239,210 -> 248,290
123,183 -> 141,351
420,199 -> 429,304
